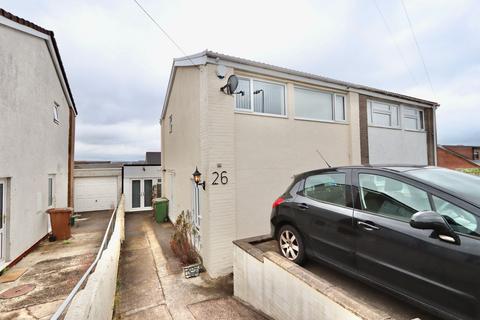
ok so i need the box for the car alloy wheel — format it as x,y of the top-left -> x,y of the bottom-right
280,230 -> 299,260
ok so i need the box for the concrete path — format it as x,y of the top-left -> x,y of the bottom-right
115,212 -> 266,320
0,210 -> 112,320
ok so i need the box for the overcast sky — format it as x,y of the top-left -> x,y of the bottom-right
2,0 -> 479,161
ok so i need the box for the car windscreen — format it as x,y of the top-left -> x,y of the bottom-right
405,168 -> 480,207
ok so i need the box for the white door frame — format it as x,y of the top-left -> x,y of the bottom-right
191,179 -> 201,252
130,177 -> 155,211
0,178 -> 7,268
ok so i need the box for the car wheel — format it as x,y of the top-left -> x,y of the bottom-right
278,225 -> 305,264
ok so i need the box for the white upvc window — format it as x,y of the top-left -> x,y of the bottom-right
294,86 -> 346,122
402,106 -> 425,131
235,77 -> 286,116
48,175 -> 55,208
367,100 -> 400,128
53,102 -> 60,124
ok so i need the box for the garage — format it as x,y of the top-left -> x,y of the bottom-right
73,162 -> 123,213
74,177 -> 118,212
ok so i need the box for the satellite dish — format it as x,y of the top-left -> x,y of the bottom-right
220,75 -> 239,95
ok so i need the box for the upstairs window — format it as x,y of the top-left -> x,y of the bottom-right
235,77 -> 286,116
53,102 -> 60,124
403,107 -> 425,131
368,101 -> 399,128
295,87 -> 346,122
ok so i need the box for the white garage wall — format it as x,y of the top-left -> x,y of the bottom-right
123,165 -> 162,212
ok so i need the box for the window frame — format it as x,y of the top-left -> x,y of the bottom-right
367,100 -> 400,129
53,102 -> 60,124
234,76 -> 287,117
293,86 -> 348,123
47,175 -> 55,208
402,106 -> 425,132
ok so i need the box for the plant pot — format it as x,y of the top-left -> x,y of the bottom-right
183,263 -> 201,279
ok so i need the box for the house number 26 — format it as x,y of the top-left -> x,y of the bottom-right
212,171 -> 228,185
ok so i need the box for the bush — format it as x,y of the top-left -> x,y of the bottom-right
170,210 -> 199,266
460,168 -> 480,176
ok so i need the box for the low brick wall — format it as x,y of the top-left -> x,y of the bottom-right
233,236 -> 391,320
64,196 -> 125,320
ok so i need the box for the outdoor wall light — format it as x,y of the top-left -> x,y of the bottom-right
193,167 -> 205,190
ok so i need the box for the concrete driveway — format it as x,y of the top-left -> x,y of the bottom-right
0,210 -> 112,320
114,211 -> 267,320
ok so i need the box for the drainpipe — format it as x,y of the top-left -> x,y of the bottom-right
433,106 -> 438,166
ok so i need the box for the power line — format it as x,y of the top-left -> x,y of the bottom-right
372,0 -> 419,86
400,0 -> 436,98
132,0 -> 199,68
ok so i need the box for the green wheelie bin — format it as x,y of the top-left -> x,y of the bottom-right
153,198 -> 169,223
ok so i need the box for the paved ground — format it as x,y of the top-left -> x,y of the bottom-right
255,240 -> 439,320
114,211 -> 267,320
0,210 -> 112,320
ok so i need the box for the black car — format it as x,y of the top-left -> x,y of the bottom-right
270,166 -> 480,320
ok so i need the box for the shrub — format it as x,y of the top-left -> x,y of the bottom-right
170,210 -> 199,266
460,168 -> 480,176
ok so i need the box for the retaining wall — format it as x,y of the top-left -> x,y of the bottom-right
233,236 -> 391,320
64,196 -> 125,320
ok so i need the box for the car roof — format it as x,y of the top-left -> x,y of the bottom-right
297,165 -> 430,177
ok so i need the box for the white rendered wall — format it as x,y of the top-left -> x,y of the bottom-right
368,127 -> 428,165
0,24 -> 70,262
123,165 -> 162,211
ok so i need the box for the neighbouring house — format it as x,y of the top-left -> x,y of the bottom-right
73,152 -> 162,213
0,9 -> 76,270
160,50 -> 439,277
437,145 -> 480,169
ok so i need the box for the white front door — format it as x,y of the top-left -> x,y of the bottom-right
0,179 -> 7,267
131,179 -> 153,211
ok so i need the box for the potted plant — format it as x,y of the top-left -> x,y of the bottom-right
170,210 -> 202,278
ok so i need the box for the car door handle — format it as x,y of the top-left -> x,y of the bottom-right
357,221 -> 380,231
297,203 -> 309,210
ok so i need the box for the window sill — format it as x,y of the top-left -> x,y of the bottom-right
368,124 -> 402,130
403,128 -> 426,133
234,110 -> 288,119
294,117 -> 349,125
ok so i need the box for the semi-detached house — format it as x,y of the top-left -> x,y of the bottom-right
160,50 -> 439,277
0,9 -> 76,271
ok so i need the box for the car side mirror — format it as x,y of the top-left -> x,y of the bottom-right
410,211 -> 460,245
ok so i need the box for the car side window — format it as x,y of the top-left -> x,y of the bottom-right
304,173 -> 347,207
358,174 -> 431,221
432,196 -> 480,237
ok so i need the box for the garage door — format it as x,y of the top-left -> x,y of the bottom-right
74,177 -> 118,212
